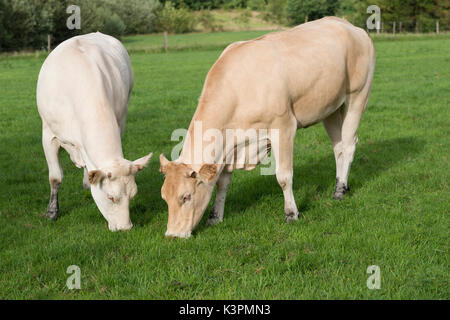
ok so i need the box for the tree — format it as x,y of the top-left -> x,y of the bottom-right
103,0 -> 160,34
158,0 -> 227,10
285,0 -> 339,25
263,0 -> 288,24
338,0 -> 449,32
155,1 -> 196,33
0,0 -> 52,51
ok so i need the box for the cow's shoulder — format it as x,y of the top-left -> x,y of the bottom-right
218,40 -> 249,59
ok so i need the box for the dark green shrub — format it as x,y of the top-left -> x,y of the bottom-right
103,0 -> 160,34
159,0 -> 226,10
223,0 -> 248,10
103,13 -> 126,39
198,10 -> 222,32
285,0 -> 339,26
262,0 -> 287,24
235,8 -> 252,25
0,0 -> 40,50
248,0 -> 266,11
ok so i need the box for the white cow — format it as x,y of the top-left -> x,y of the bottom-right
36,32 -> 152,231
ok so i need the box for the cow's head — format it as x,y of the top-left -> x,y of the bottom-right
88,152 -> 152,231
159,154 -> 218,238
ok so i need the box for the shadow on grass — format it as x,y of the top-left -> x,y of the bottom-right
3,135 -> 421,230
194,136 -> 424,230
129,161 -> 167,227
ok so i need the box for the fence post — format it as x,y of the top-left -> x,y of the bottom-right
393,21 -> 396,35
47,34 -> 51,52
399,21 -> 402,33
163,31 -> 168,53
436,20 -> 439,34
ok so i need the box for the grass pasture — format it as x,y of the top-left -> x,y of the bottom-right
122,30 -> 274,53
0,31 -> 449,299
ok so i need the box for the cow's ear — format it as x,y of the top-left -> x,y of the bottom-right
198,164 -> 218,183
131,152 -> 153,174
88,170 -> 104,185
159,154 -> 170,174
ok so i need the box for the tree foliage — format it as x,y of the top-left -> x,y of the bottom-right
0,0 -> 160,51
0,0 -> 448,51
285,0 -> 339,25
154,1 -> 196,33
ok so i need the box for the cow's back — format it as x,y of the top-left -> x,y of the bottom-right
198,17 -> 374,129
36,32 -> 133,145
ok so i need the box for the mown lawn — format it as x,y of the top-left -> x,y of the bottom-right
122,29 -> 275,53
0,31 -> 448,299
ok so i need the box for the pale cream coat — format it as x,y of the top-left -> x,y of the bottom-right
160,17 -> 375,238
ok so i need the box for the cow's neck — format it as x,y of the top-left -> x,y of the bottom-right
178,104 -> 234,176
178,98 -> 272,177
80,115 -> 125,171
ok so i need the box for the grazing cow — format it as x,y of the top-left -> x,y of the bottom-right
36,32 -> 152,231
159,17 -> 375,238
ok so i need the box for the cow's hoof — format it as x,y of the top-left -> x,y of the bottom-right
108,223 -> 133,232
333,180 -> 349,200
46,209 -> 58,220
206,208 -> 222,226
206,217 -> 222,226
333,192 -> 344,200
284,211 -> 299,223
46,201 -> 59,220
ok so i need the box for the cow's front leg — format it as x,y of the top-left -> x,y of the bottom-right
42,126 -> 63,220
272,122 -> 299,222
47,180 -> 61,220
206,170 -> 232,226
82,167 -> 90,189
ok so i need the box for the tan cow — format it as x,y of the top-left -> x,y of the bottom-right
160,17 -> 375,238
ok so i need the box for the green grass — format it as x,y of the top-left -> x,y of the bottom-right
0,31 -> 449,299
122,31 -> 450,54
121,30 -> 276,53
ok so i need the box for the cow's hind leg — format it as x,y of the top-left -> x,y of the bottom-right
325,88 -> 370,200
272,120 -> 299,222
207,170 -> 232,226
42,126 -> 63,220
323,107 -> 348,199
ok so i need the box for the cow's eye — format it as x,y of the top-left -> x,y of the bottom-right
182,194 -> 191,204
